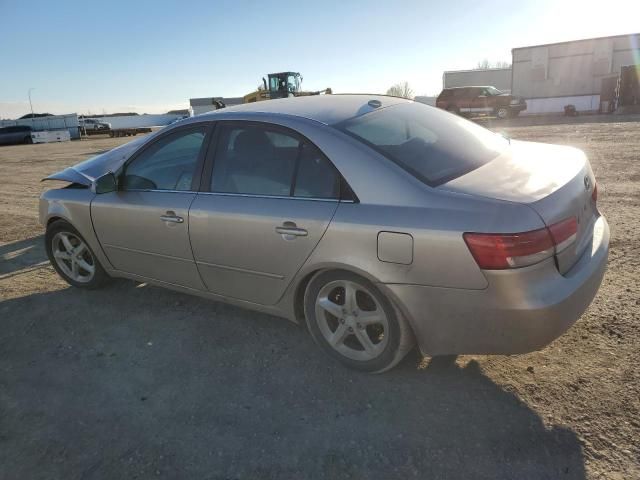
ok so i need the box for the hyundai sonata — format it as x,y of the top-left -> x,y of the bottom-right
40,95 -> 609,372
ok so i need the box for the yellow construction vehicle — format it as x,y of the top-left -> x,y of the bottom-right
243,72 -> 331,103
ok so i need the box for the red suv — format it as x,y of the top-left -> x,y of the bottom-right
436,86 -> 527,119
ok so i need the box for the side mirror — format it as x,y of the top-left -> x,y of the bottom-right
94,172 -> 117,194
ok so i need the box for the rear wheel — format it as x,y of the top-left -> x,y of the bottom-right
304,270 -> 414,373
45,220 -> 110,289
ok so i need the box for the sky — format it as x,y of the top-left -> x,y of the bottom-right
0,0 -> 639,118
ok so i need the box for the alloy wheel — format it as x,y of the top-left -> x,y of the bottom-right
314,280 -> 389,361
51,232 -> 95,283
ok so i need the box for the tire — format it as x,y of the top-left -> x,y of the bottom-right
45,220 -> 110,289
24,136 -> 33,144
304,270 -> 414,373
496,107 -> 510,119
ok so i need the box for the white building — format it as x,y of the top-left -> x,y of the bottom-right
443,68 -> 512,92
511,33 -> 640,114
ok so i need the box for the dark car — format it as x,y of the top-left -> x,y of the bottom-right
0,125 -> 34,145
436,86 -> 527,119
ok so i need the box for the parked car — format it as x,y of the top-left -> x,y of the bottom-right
436,86 -> 527,119
0,125 -> 34,145
40,95 -> 608,372
79,118 -> 111,132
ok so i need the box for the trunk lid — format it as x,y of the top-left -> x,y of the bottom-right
440,140 -> 598,274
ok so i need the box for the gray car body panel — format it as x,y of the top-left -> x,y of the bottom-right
39,95 -> 609,356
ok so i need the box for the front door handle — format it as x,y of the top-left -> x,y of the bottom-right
160,211 -> 184,223
275,221 -> 308,238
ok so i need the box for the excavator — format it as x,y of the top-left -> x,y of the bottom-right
242,72 -> 331,103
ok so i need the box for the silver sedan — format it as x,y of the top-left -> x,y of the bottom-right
40,95 -> 609,372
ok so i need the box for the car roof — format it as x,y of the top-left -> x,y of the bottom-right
196,94 -> 412,125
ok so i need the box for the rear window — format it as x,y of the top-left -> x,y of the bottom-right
336,102 -> 507,186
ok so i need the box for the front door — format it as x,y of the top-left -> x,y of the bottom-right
189,122 -> 342,305
91,124 -> 211,289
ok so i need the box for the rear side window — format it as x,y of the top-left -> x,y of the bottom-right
337,102 -> 507,186
293,142 -> 340,199
211,124 -> 340,199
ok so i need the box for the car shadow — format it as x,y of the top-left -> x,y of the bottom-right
0,235 -> 46,277
0,280 -> 586,479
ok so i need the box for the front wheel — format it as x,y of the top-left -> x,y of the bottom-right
496,107 -> 510,119
45,220 -> 110,289
304,270 -> 414,373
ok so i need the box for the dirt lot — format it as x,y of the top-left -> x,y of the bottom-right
1,121 -> 639,479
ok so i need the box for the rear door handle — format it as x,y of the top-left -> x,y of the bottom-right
160,211 -> 184,223
275,222 -> 308,238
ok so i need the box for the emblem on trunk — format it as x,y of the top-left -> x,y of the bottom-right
584,175 -> 591,190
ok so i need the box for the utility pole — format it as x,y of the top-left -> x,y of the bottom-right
28,88 -> 35,125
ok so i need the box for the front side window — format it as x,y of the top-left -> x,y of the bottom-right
484,86 -> 503,96
337,102 -> 507,186
211,124 -> 340,199
123,127 -> 206,191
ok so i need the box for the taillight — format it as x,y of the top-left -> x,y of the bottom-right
464,216 -> 577,270
548,216 -> 577,252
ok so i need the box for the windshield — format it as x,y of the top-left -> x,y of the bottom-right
336,102 -> 507,186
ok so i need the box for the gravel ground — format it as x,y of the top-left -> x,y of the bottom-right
0,120 -> 638,480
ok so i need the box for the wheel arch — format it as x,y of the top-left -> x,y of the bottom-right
289,262 -> 409,328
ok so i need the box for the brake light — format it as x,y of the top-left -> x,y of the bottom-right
464,216 -> 578,270
548,216 -> 577,252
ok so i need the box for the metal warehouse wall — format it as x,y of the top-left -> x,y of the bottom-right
0,114 -> 80,139
512,33 -> 640,113
443,68 -> 512,92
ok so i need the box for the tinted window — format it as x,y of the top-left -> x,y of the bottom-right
337,102 -> 507,186
211,125 -> 299,196
123,127 -> 206,191
211,124 -> 340,199
293,142 -> 340,199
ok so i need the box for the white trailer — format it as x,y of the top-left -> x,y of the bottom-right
31,130 -> 71,144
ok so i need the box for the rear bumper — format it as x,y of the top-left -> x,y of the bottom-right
384,215 -> 609,356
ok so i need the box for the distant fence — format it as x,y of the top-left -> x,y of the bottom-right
0,114 -> 80,139
89,114 -> 184,129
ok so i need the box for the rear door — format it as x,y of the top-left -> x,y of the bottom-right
469,87 -> 493,114
457,88 -> 477,114
91,124 -> 212,289
189,121 -> 341,305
